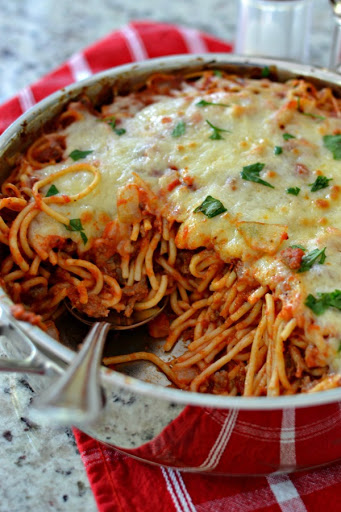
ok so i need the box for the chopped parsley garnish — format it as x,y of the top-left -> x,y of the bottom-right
65,218 -> 83,232
196,100 -> 229,108
108,118 -> 126,136
113,127 -> 126,136
283,133 -> 296,141
274,146 -> 283,155
296,97 -> 325,120
206,120 -> 231,140
194,195 -> 227,218
213,70 -> 222,77
309,176 -> 332,192
305,290 -> 341,316
290,244 -> 306,251
65,218 -> 88,245
296,96 -> 303,112
302,112 -> 325,121
80,231 -> 88,245
286,187 -> 300,196
323,134 -> 341,160
261,66 -> 270,78
171,121 -> 186,138
69,149 -> 93,161
46,184 -> 59,197
241,162 -> 274,189
297,247 -> 327,273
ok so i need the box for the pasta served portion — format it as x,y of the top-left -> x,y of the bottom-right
0,68 -> 340,396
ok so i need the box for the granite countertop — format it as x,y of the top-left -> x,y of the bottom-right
0,1 -> 336,511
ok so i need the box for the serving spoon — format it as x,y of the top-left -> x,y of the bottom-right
34,298 -> 168,426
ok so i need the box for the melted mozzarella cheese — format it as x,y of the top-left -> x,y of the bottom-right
29,77 -> 341,364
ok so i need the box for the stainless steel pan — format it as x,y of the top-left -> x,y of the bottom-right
1,55 -> 341,475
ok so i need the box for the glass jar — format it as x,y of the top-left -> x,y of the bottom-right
235,0 -> 313,62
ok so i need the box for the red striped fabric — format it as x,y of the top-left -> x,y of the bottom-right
31,65 -> 74,103
0,20 -> 233,135
73,427 -> 341,512
1,20 -> 340,512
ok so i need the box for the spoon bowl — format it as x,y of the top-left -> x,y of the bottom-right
64,298 -> 168,330
34,297 -> 168,425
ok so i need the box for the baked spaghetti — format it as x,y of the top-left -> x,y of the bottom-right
1,69 -> 340,396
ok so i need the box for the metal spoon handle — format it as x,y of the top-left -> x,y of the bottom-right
34,321 -> 110,425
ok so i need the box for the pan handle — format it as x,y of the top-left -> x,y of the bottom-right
0,356 -> 47,374
0,322 -> 62,376
0,315 -> 108,426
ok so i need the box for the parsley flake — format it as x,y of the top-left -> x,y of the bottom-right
261,66 -> 270,78
323,134 -> 341,160
114,127 -> 126,136
108,119 -> 126,136
69,149 -> 93,161
274,146 -> 283,155
80,231 -> 88,245
298,247 -> 327,273
65,218 -> 84,232
286,187 -> 300,196
296,97 -> 325,120
206,120 -> 231,140
196,100 -> 229,108
46,184 -> 59,197
305,290 -> 341,316
194,196 -> 227,218
65,218 -> 88,245
309,176 -> 332,192
289,244 -> 306,251
172,121 -> 186,138
303,112 -> 326,121
213,70 -> 222,77
241,162 -> 274,189
283,133 -> 296,141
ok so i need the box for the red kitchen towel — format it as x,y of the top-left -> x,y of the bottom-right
0,20 -> 232,135
1,19 -> 341,512
74,425 -> 341,512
